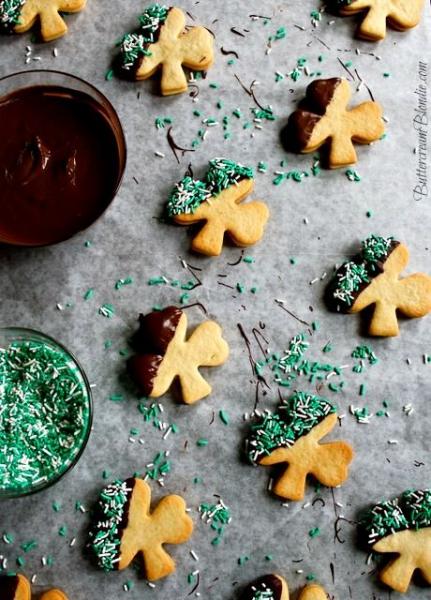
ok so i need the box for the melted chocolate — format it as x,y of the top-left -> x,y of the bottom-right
115,477 -> 137,568
0,85 -> 124,245
241,574 -> 282,600
0,574 -> 19,600
282,78 -> 342,151
128,307 -> 183,394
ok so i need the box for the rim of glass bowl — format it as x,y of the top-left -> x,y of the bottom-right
0,327 -> 93,499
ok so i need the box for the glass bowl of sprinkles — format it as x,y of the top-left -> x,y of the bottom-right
0,328 -> 93,499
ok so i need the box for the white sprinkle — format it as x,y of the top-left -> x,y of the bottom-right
388,439 -> 399,445
282,502 -> 289,508
309,278 -> 319,285
147,582 -> 156,588
303,217 -> 309,224
267,478 -> 273,491
190,550 -> 199,561
139,438 -> 145,445
335,502 -> 344,508
53,48 -> 58,57
32,56 -> 42,61
302,502 -> 311,509
70,537 -> 76,547
296,569 -> 304,574
154,151 -> 165,158
128,437 -> 136,443
162,426 -> 172,440
31,574 -> 37,584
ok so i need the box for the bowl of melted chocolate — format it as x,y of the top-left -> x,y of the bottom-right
0,70 -> 126,246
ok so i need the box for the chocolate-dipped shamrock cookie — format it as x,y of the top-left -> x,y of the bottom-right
0,574 -> 68,600
116,4 -> 214,95
360,489 -> 431,592
327,234 -> 431,336
127,306 -> 229,404
88,477 -> 193,581
284,77 -> 384,168
334,0 -> 425,41
241,574 -> 329,600
0,0 -> 86,41
245,391 -> 354,501
167,158 -> 270,256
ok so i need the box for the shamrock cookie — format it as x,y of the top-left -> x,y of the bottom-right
327,234 -> 431,336
116,4 -> 214,95
336,0 -> 425,41
0,573 -> 68,599
127,306 -> 229,404
88,477 -> 193,580
245,391 -> 354,501
167,158 -> 270,256
360,489 -> 431,592
0,0 -> 86,41
241,574 -> 329,600
284,77 -> 384,168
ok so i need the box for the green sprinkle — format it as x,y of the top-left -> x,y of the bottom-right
243,256 -> 255,264
366,210 -> 373,218
102,470 -> 110,479
236,283 -> 245,293
383,72 -> 391,78
84,288 -> 94,301
311,321 -> 319,332
196,439 -> 209,447
52,502 -> 62,512
219,410 -> 229,425
105,69 -> 114,81
179,293 -> 190,304
20,540 -> 37,553
109,394 -> 124,403
115,277 -> 133,290
99,304 -> 115,318
265,554 -> 273,561
322,342 -> 332,353
58,526 -> 67,537
104,340 -> 113,350
359,384 -> 366,397
257,161 -> 268,173
123,580 -> 134,591
345,168 -> 361,182
84,240 -> 92,248
155,116 -> 172,129
209,82 -> 220,89
16,556 -> 25,567
193,109 -> 202,117
309,527 -> 320,538
306,574 -> 316,582
250,286 -> 258,294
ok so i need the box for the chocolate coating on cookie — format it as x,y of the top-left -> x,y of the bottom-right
284,78 -> 342,150
0,575 -> 19,600
133,307 -> 183,354
128,307 -> 183,395
327,237 -> 399,312
241,574 -> 283,600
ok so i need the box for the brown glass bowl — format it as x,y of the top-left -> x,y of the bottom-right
0,70 -> 127,246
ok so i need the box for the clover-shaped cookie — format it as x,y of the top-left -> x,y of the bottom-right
116,4 -> 214,95
241,574 -> 330,600
88,477 -> 193,581
0,0 -> 86,41
327,234 -> 431,337
0,574 -> 68,600
246,391 -> 354,501
167,158 -> 270,256
127,306 -> 229,404
284,77 -> 384,168
360,489 -> 431,593
337,0 -> 425,41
